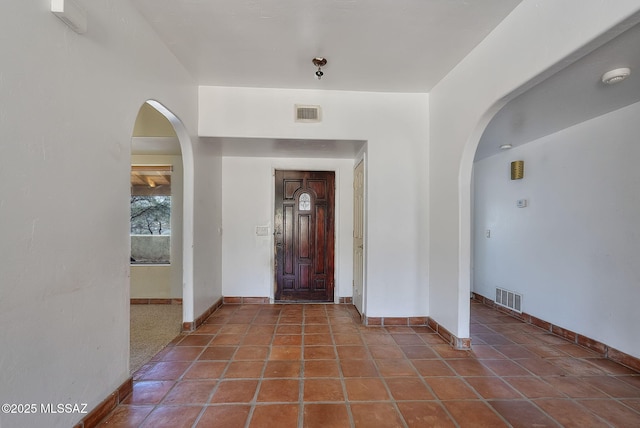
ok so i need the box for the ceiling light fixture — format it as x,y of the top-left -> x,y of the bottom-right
499,144 -> 513,150
313,57 -> 327,80
601,67 -> 631,85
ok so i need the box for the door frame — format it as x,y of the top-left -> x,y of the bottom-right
139,100 -> 195,325
352,158 -> 366,315
270,166 -> 341,304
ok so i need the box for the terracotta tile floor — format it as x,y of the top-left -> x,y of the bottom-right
98,301 -> 640,427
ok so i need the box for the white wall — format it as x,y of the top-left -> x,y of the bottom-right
193,142 -> 223,318
428,0 -> 640,340
0,3 -> 201,428
200,87 -> 430,317
474,102 -> 640,358
130,154 -> 184,298
130,266 -> 172,297
221,157 -> 354,300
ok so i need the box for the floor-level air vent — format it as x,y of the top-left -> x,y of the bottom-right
295,105 -> 321,122
495,287 -> 522,313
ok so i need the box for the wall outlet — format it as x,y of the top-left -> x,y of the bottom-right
517,199 -> 528,208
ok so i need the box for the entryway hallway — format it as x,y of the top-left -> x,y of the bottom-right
97,301 -> 640,427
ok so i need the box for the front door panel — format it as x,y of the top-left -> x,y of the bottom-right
275,170 -> 335,302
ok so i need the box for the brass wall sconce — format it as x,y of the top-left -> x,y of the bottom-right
511,160 -> 524,180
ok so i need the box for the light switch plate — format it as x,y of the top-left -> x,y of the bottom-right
256,226 -> 270,236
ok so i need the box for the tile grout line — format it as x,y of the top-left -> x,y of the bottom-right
473,330 -> 554,426
327,305 -> 357,428
433,315 -> 567,426
129,307 -> 233,428
372,339 -> 412,428
116,303 -> 640,427
298,306 -> 307,428
194,304 -> 242,428
471,310 -> 622,426
244,306 -> 281,428
470,315 -> 571,425
404,336 -> 465,428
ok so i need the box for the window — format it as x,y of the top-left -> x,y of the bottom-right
130,165 -> 172,264
299,193 -> 311,211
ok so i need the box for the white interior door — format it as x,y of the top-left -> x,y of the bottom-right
353,160 -> 365,314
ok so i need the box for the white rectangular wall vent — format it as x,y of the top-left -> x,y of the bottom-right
295,105 -> 321,123
495,287 -> 522,313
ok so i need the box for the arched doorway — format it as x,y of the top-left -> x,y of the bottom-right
129,100 -> 194,373
466,20 -> 640,356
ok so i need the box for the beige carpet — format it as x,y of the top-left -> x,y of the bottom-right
130,304 -> 183,374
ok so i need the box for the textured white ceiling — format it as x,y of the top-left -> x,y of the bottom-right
132,1 -> 640,160
477,21 -> 640,160
132,0 -> 523,92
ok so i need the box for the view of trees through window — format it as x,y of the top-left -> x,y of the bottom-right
130,165 -> 172,264
130,196 -> 171,235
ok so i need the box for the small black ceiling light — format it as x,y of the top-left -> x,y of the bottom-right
313,57 -> 327,80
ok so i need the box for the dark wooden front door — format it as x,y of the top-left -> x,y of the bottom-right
275,170 -> 335,302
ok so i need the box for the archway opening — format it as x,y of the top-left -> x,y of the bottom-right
462,20 -> 640,357
129,100 -> 194,373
